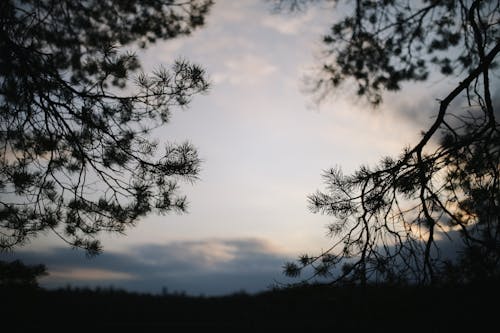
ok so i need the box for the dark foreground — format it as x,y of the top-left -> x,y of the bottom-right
1,283 -> 497,330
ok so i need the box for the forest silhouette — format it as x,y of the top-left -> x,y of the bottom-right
1,263 -> 497,329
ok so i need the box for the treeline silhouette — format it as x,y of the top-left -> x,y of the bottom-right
1,279 -> 497,330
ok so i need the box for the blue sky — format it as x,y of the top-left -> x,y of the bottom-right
2,0 -> 461,295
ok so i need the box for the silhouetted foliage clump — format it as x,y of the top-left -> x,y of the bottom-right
0,0 -> 213,254
277,0 -> 500,285
0,259 -> 46,288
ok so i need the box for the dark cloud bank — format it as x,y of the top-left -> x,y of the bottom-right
1,238 -> 295,296
1,229 -> 469,296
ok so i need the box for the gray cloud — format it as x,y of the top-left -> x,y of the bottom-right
492,88 -> 500,120
389,79 -> 500,128
0,238 -> 295,296
0,233 -> 471,294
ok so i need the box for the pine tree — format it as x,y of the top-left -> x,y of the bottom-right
279,0 -> 500,284
0,0 -> 213,254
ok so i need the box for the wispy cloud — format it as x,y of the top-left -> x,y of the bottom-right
212,54 -> 277,86
210,0 -> 249,23
261,9 -> 319,35
49,268 -> 135,281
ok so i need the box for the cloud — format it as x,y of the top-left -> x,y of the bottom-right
49,268 -> 135,281
131,238 -> 284,273
212,54 -> 277,86
492,87 -> 500,120
210,0 -> 249,23
261,9 -> 318,35
1,238 -> 293,295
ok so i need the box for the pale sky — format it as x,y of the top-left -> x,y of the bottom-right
2,0 -> 456,295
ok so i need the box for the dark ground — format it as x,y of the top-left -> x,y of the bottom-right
1,283 -> 497,331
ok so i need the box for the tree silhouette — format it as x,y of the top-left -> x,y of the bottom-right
0,0 -> 213,254
0,259 -> 47,288
279,0 -> 500,284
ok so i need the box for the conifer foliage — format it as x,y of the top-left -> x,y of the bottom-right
278,0 -> 500,284
0,0 -> 213,254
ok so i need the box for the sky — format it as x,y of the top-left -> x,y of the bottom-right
1,0 -> 462,296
